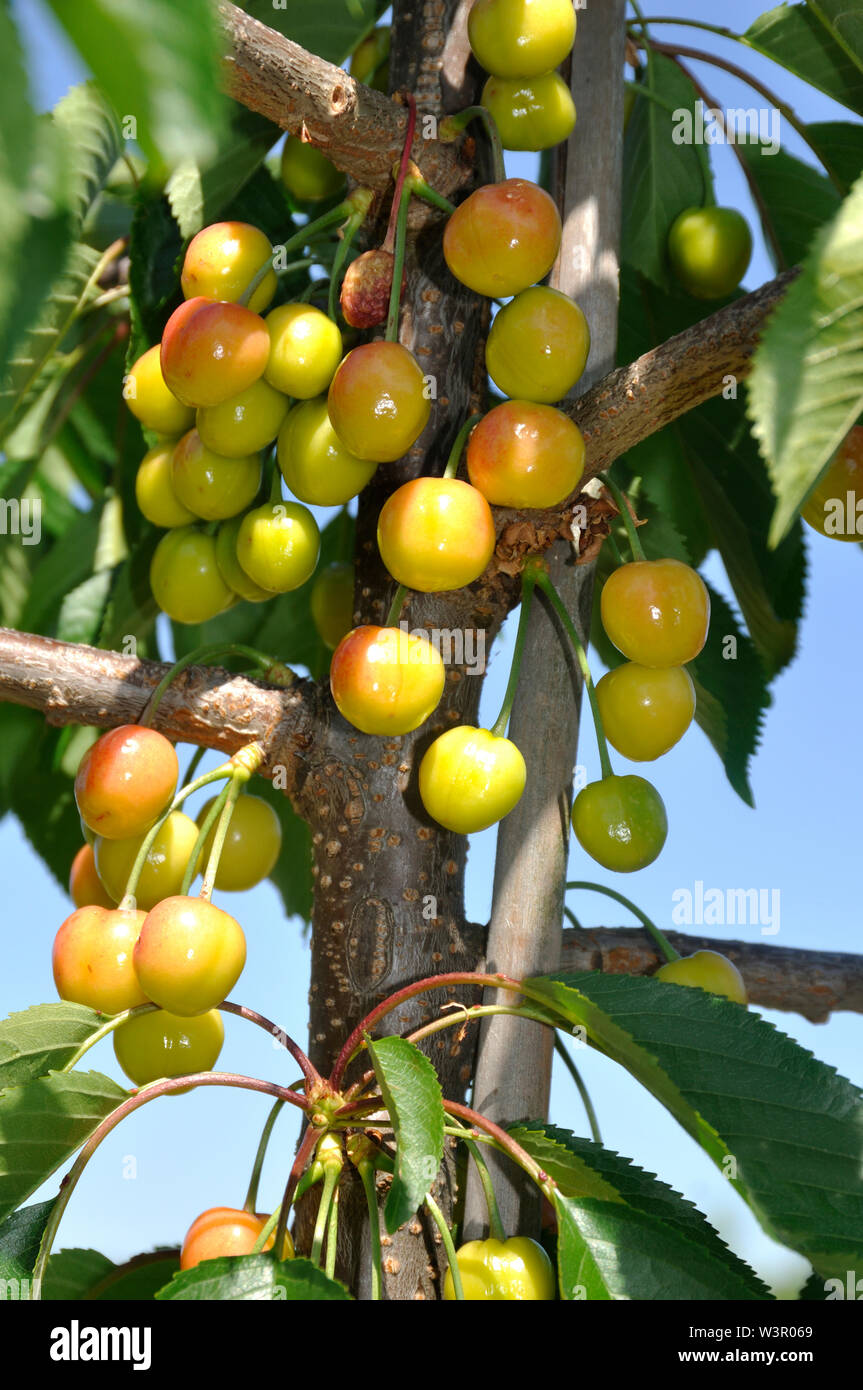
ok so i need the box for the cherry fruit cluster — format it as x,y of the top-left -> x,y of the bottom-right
469,0 -> 577,151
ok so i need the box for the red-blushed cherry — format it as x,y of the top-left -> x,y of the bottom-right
327,342 -> 430,463
180,1207 -> 294,1269
53,905 -> 149,1014
133,895 -> 247,1016
330,625 -> 445,735
160,297 -> 270,409
466,401 -> 584,508
69,843 -> 115,909
180,221 -> 277,315
377,478 -> 496,592
75,726 -> 178,842
443,179 -> 561,299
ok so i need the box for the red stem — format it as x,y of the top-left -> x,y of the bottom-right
443,1100 -> 552,1188
274,1122 -> 322,1257
329,971 -> 521,1089
382,93 -> 417,254
219,1000 -> 322,1087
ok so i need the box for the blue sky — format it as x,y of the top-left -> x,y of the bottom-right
2,0 -> 861,1295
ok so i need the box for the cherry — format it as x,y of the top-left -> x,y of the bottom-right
277,397 -> 377,505
180,221 -> 277,316
161,297 -> 271,409
485,286 -> 590,404
280,134 -> 346,202
481,72 -> 576,152
170,429 -> 262,522
69,843 -> 115,909
377,478 -> 496,592
656,950 -> 748,1005
75,725 -> 178,842
443,179 -> 562,299
339,249 -> 401,330
135,442 -> 198,529
113,1007 -> 224,1089
667,206 -> 752,300
443,1236 -> 555,1300
215,516 -> 275,603
53,905 -> 149,1014
94,810 -> 201,911
310,561 -> 355,649
235,502 -> 321,593
196,378 -> 290,458
133,895 -> 246,1016
801,426 -> 863,541
350,26 -> 390,91
150,526 -> 236,623
468,0 -> 576,77
196,794 -> 283,892
124,345 -> 196,437
466,401 -> 584,508
601,559 -> 710,667
264,304 -> 343,399
330,625 -> 445,735
596,663 -> 696,762
571,774 -> 668,872
180,1207 -> 294,1270
419,727 -> 526,833
327,342 -> 430,462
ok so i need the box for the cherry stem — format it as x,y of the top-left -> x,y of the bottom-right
490,563 -> 538,739
565,879 -> 680,963
250,1200 -> 282,1255
61,1003 -> 158,1073
325,1182 -> 340,1280
424,1192 -> 464,1299
404,1002 -> 557,1050
219,1001 -> 322,1085
140,642 -> 292,725
598,471 -> 646,562
404,172 -> 456,218
446,1113 -> 506,1241
238,198 -> 366,308
357,1161 -> 383,1300
29,1071 -> 306,1300
531,567 -> 615,781
383,94 -> 418,252
385,584 -> 409,626
442,1100 -> 556,1200
310,1158 -> 341,1267
440,106 -> 506,184
182,743 -> 207,788
274,1122 -> 320,1257
443,413 -> 483,480
179,780 -> 228,897
199,773 -> 243,902
552,1034 -> 603,1144
329,971 -> 522,1089
243,1097 -> 286,1213
118,763 -> 234,910
604,529 -> 625,567
328,206 -> 367,322
384,185 -> 411,343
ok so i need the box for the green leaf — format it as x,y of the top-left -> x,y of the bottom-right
0,1004 -> 107,1092
555,1194 -> 770,1301
510,1124 -> 770,1298
522,972 -> 863,1281
0,1201 -> 55,1291
56,570 -> 114,646
737,140 -> 841,269
243,0 -> 380,64
689,583 -> 771,806
9,726 -> 88,890
166,108 -> 284,241
41,1246 -> 181,1300
622,55 -> 708,289
45,0 -> 225,173
366,1035 -> 445,1234
127,195 -> 183,362
41,1248 -> 115,1301
0,1070 -> 128,1223
19,510 -> 101,637
807,120 -> 863,191
744,3 -> 863,114
156,1253 -> 352,1300
747,171 -> 863,546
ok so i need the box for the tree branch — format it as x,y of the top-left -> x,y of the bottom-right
0,629 -> 315,788
218,1 -> 472,198
560,926 -> 863,1023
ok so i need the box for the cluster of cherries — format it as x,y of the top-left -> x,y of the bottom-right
60,724 -> 282,1087
468,0 -> 577,152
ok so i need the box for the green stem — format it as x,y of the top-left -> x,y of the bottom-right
628,15 -> 735,39
531,568 -> 614,780
599,471 -> 646,561
443,414 -> 483,480
179,780 -> 229,897
311,1163 -> 340,1267
385,186 -> 411,343
489,565 -> 538,738
604,529 -> 625,567
243,1098 -> 286,1213
564,905 -> 582,930
385,584 -> 408,626
464,1137 -> 506,1241
553,1035 -> 602,1145
61,1003 -> 158,1072
274,1121 -> 323,1259
628,0 -> 651,37
440,106 -> 506,184
140,643 -> 288,725
182,744 -> 207,788
358,1161 -> 382,1300
405,173 -> 456,217
424,1192 -> 464,1300
565,879 -> 680,962
328,208 -> 366,322
238,202 -> 358,308
118,764 -> 235,909
325,1184 -> 340,1280
200,775 -> 244,902
251,1202 -> 281,1254
405,1002 -> 558,1051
